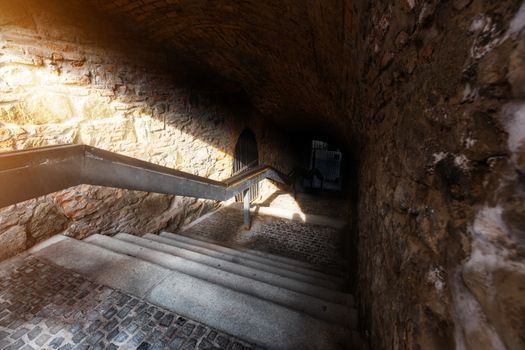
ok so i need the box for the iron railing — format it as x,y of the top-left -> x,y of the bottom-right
0,144 -> 291,228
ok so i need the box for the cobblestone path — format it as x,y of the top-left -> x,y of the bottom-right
255,191 -> 349,218
181,207 -> 346,272
0,256 -> 261,350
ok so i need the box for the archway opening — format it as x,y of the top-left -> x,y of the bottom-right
233,128 -> 259,202
303,139 -> 343,193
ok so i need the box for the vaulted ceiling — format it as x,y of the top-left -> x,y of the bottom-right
89,0 -> 357,137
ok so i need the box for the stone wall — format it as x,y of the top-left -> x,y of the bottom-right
2,0 -> 523,348
0,0 -> 299,262
352,1 -> 525,349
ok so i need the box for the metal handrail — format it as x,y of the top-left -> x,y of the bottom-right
232,159 -> 259,176
0,144 -> 291,227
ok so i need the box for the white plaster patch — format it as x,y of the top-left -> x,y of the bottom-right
508,1 -> 525,35
464,136 -> 476,148
418,3 -> 431,23
426,267 -> 445,292
501,102 -> 525,153
452,206 -> 516,350
432,152 -> 471,171
467,205 -> 525,273
452,272 -> 506,350
467,206 -> 514,276
454,154 -> 471,171
469,15 -> 486,33
469,15 -> 504,59
461,83 -> 478,103
432,151 -> 448,164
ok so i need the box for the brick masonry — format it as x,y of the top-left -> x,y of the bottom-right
0,256 -> 262,350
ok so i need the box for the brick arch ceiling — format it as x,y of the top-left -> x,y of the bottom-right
90,0 -> 356,136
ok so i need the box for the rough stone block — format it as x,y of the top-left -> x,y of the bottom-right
27,203 -> 68,240
0,225 -> 26,261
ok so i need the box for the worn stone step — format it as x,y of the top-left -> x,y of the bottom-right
159,231 -> 346,286
149,233 -> 343,290
179,220 -> 334,271
117,233 -> 352,306
168,230 -> 339,275
33,236 -> 352,350
85,234 -> 356,327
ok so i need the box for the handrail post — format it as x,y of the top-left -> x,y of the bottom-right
243,189 -> 251,229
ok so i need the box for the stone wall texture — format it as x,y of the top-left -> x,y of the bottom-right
0,0 -> 524,349
0,1 -> 299,261
353,1 -> 525,349
86,0 -> 356,142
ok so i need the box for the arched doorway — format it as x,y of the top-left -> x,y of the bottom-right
233,128 -> 259,202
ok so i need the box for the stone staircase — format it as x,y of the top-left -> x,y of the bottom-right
29,229 -> 360,349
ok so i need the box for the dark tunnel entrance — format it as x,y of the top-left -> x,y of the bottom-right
302,140 -> 344,193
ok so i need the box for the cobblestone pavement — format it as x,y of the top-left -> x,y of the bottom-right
180,207 -> 346,273
0,256 -> 262,350
254,191 -> 349,219
245,217 -> 345,270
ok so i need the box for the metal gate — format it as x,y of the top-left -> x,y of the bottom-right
307,140 -> 342,191
234,129 -> 259,202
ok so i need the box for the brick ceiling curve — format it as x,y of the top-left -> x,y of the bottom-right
89,0 -> 356,137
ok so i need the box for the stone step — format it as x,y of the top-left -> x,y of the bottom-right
158,231 -> 346,287
85,234 -> 356,327
178,222 -> 330,271
116,233 -> 351,306
33,236 -> 352,350
149,233 -> 343,290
